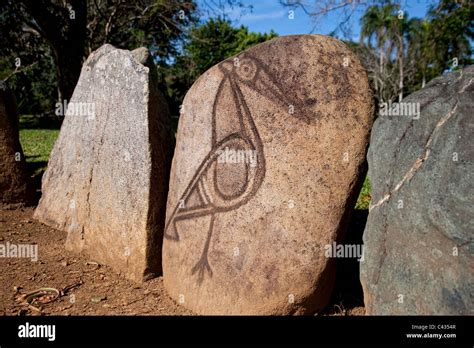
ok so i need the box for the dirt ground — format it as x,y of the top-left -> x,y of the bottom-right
0,206 -> 364,316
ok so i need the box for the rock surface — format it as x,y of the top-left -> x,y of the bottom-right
0,89 -> 31,204
34,44 -> 173,282
163,35 -> 374,314
361,66 -> 474,314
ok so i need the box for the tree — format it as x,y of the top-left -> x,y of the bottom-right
20,0 -> 87,104
0,1 -> 57,117
427,0 -> 473,74
359,2 -> 409,103
405,18 -> 433,90
1,0 -> 197,112
282,0 -> 473,103
163,17 -> 277,115
184,17 -> 277,79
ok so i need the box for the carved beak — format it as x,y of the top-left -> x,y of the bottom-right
242,62 -> 312,124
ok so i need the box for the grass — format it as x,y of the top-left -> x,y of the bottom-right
355,176 -> 371,210
19,115 -> 60,176
19,129 -> 59,164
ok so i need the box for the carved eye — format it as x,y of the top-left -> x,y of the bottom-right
236,59 -> 257,81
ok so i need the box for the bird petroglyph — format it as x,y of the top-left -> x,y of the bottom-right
164,53 -> 309,283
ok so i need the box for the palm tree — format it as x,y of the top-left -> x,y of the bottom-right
360,2 -> 409,102
406,18 -> 432,89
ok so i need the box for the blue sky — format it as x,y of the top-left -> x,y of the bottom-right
198,0 -> 435,40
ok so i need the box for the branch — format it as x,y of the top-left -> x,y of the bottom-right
280,0 -> 368,18
2,62 -> 38,83
104,2 -> 120,43
21,24 -> 41,36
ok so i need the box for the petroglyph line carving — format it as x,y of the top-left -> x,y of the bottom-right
164,53 -> 309,283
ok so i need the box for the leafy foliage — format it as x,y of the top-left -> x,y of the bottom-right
1,0 -> 472,120
161,17 -> 277,115
355,0 -> 473,104
0,2 -> 57,115
1,0 -> 198,115
427,0 -> 474,73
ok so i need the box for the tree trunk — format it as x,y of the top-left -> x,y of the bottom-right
22,0 -> 87,103
398,34 -> 404,102
379,51 -> 384,102
53,41 -> 85,103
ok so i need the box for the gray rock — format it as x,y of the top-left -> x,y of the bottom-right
162,35 -> 374,315
361,66 -> 474,314
0,89 -> 31,204
34,44 -> 173,282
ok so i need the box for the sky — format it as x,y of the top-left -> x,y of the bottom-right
198,0 -> 435,40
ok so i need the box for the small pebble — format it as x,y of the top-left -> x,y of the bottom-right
91,295 -> 107,303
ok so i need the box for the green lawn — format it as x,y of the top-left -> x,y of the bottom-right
355,176 -> 371,210
19,115 -> 60,184
19,128 -> 59,164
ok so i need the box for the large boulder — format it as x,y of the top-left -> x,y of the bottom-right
361,66 -> 474,314
34,44 -> 173,282
0,89 -> 31,204
163,35 -> 374,314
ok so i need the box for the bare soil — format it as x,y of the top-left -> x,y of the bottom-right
0,206 -> 364,316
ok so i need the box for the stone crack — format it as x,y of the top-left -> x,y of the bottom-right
369,101 -> 459,212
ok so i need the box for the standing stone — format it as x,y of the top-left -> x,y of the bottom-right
163,35 -> 374,314
0,89 -> 31,204
34,44 -> 173,282
361,66 -> 474,314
